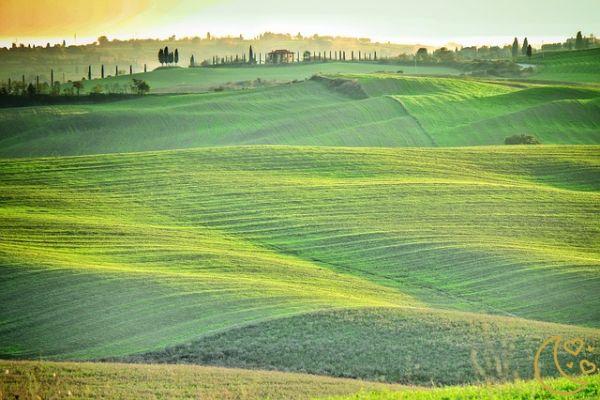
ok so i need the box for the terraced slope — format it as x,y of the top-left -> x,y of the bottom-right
0,80 -> 433,158
1,146 -> 598,372
353,74 -> 600,146
524,48 -> 600,84
2,74 -> 598,157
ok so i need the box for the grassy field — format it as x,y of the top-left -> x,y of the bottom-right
1,146 -> 599,385
0,359 -> 404,400
83,62 -> 460,94
1,74 -> 598,157
524,48 -> 600,84
1,359 -> 598,400
326,375 -> 600,400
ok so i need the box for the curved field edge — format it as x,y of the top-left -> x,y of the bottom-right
0,359 -> 406,400
121,307 -> 600,386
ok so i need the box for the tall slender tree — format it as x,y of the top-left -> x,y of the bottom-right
174,49 -> 179,64
522,38 -> 529,55
575,31 -> 584,50
101,65 -> 104,79
526,45 -> 533,58
512,38 -> 520,59
88,65 -> 92,81
158,49 -> 164,65
164,46 -> 170,64
249,45 -> 254,64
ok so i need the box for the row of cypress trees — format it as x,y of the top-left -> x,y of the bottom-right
158,47 -> 179,66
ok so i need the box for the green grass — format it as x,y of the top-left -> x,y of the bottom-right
1,146 -> 598,383
1,74 -> 598,157
523,48 -> 600,84
0,359 -> 404,400
126,307 -> 600,386
1,359 -> 598,400
325,374 -> 600,400
352,73 -> 600,146
85,62 -> 460,94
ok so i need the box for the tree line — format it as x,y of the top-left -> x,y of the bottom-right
158,47 -> 179,66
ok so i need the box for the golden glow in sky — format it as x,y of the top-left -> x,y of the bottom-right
1,0 -> 599,47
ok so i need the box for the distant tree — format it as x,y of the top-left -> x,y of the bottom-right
526,45 -> 532,58
97,36 -> 109,46
522,38 -> 529,55
72,81 -> 83,96
303,50 -> 311,62
416,47 -> 428,61
26,83 -> 36,97
505,134 -> 540,145
158,48 -> 164,65
168,51 -> 174,64
190,55 -> 195,67
174,49 -> 179,64
511,38 -> 519,59
101,65 -> 105,79
164,46 -> 170,64
88,65 -> 92,81
575,31 -> 584,50
249,45 -> 254,64
131,79 -> 150,95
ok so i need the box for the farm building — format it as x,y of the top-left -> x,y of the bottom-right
266,49 -> 295,64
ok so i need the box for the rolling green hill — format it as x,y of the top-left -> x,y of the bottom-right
1,74 -> 598,157
524,48 -> 600,84
83,62 -> 460,94
1,146 -> 599,384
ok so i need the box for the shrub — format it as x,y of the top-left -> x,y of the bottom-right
504,134 -> 540,145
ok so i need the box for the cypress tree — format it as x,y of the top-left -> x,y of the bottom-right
88,65 -> 92,81
575,31 -> 584,50
351,51 -> 354,60
174,49 -> 179,64
51,69 -> 54,86
374,51 -> 377,60
522,38 -> 529,55
164,46 -> 169,64
511,38 -> 519,59
190,55 -> 195,67
249,45 -> 254,63
158,49 -> 164,65
115,66 -> 118,76
526,45 -> 532,58
169,52 -> 174,64
101,65 -> 104,79
144,64 -> 147,73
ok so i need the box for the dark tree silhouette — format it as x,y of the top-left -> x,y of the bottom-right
168,51 -> 174,64
575,31 -> 584,50
527,45 -> 533,58
512,38 -> 519,59
158,49 -> 164,65
249,45 -> 254,63
174,49 -> 179,64
88,65 -> 92,81
101,65 -> 104,79
522,38 -> 529,55
190,55 -> 195,67
72,81 -> 83,96
164,46 -> 170,64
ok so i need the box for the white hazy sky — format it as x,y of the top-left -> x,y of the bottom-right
1,0 -> 599,47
